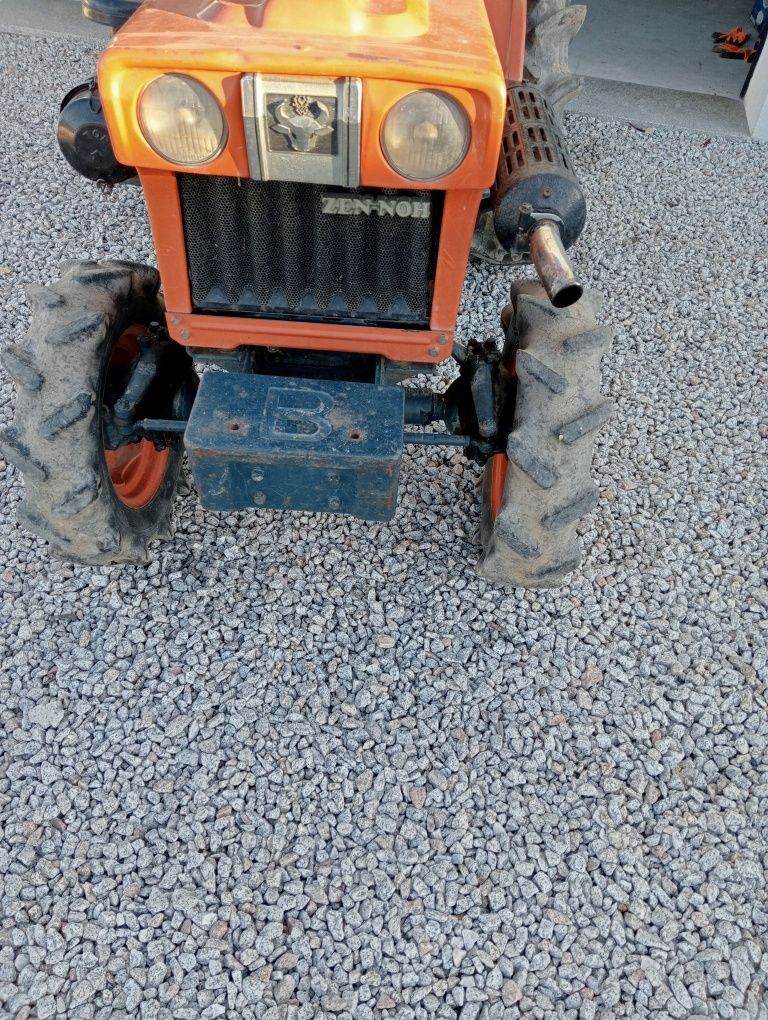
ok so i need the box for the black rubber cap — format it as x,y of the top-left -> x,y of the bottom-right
57,83 -> 136,184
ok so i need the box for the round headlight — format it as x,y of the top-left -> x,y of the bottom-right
381,90 -> 470,182
138,74 -> 227,166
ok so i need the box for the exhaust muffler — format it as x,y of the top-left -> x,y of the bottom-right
491,84 -> 587,308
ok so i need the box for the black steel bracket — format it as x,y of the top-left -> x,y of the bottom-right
103,325 -> 197,451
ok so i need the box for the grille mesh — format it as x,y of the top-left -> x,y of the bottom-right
178,176 -> 441,326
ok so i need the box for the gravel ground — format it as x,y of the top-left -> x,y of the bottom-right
1,29 -> 767,1020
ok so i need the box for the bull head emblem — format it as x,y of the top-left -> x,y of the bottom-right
272,95 -> 333,152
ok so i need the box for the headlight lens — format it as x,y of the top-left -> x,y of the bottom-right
381,90 -> 470,181
138,74 -> 227,166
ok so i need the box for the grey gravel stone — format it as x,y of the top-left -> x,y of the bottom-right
1,24 -> 767,1020
35,994 -> 57,1019
274,975 -> 296,1004
502,979 -> 523,1006
27,701 -> 64,728
69,979 -> 95,1008
171,889 -> 205,916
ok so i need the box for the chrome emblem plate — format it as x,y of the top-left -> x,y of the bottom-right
241,75 -> 361,187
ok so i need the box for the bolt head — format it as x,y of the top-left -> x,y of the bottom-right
428,347 -> 439,358
328,497 -> 341,511
251,468 -> 264,482
180,329 -> 191,341
253,492 -> 266,506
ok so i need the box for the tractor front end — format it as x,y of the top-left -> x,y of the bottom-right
93,0 -> 507,522
1,0 -> 614,587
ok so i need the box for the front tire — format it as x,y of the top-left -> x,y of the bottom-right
0,261 -> 191,564
477,282 -> 612,588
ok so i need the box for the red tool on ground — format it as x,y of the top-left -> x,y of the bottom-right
712,26 -> 751,46
714,42 -> 757,61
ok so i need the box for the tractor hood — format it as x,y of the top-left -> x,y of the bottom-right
100,0 -> 505,88
98,0 -> 508,188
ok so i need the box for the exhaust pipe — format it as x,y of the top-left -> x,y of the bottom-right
528,220 -> 583,308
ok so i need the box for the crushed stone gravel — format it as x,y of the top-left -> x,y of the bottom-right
1,28 -> 767,1020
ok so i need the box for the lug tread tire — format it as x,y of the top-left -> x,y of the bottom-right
525,0 -> 587,118
0,260 -> 183,564
477,284 -> 612,589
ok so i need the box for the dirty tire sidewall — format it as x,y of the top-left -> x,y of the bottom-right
0,261 -> 186,565
524,0 -> 586,119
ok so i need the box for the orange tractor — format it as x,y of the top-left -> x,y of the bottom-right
0,0 -> 612,587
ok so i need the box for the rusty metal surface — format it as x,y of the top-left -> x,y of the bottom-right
185,372 -> 404,520
528,219 -> 584,308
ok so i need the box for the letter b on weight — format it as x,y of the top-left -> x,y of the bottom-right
263,386 -> 334,441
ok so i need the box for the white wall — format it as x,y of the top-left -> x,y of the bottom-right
745,48 -> 768,140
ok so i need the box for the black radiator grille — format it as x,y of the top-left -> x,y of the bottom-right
178,175 -> 442,326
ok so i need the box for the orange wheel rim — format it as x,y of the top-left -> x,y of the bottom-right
103,325 -> 170,510
104,441 -> 170,510
489,453 -> 508,522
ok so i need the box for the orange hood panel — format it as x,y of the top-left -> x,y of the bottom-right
101,0 -> 505,88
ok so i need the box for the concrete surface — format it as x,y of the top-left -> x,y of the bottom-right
0,0 -> 109,39
571,76 -> 751,139
571,0 -> 753,99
